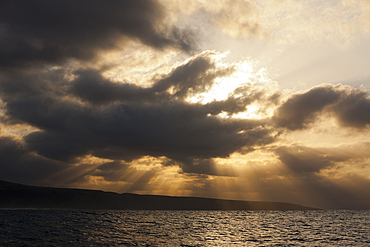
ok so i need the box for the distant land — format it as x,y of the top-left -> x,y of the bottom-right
0,180 -> 319,210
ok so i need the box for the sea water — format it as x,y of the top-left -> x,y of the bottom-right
0,210 -> 369,246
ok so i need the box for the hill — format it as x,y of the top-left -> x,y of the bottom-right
0,180 -> 318,210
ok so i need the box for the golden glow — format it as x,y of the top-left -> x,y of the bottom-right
0,123 -> 39,138
70,1 -> 370,209
230,103 -> 262,119
187,56 -> 257,104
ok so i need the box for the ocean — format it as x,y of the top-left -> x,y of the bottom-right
1,210 -> 369,246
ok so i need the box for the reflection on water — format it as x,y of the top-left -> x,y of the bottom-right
1,210 -> 369,246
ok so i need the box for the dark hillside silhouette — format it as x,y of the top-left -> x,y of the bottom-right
0,180 -> 318,210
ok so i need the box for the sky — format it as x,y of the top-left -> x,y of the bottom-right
1,0 -> 370,209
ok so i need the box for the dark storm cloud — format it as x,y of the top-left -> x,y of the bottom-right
178,159 -> 220,176
274,145 -> 341,175
273,85 -> 341,130
0,46 -> 276,179
273,84 -> 370,130
71,69 -> 158,104
91,146 -> 146,163
150,53 -> 234,99
71,53 -> 234,104
24,131 -> 94,162
0,0 -> 195,70
332,90 -> 370,128
178,159 -> 235,177
0,136 -> 65,184
6,94 -> 274,163
0,68 -> 69,101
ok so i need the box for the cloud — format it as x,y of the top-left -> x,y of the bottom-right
332,90 -> 370,129
7,96 -> 273,163
274,145 -> 340,175
71,52 -> 234,104
0,68 -> 69,102
71,69 -> 159,105
150,52 -> 234,99
205,84 -> 266,116
0,136 -> 65,184
0,0 -> 196,70
92,161 -> 130,181
273,85 -> 341,130
273,84 -> 370,130
89,161 -> 155,184
3,57 -> 369,182
0,48 -> 277,179
0,134 -> 156,191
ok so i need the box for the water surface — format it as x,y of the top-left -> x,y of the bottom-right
1,210 -> 369,246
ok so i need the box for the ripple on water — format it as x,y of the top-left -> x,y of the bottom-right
0,210 -> 370,246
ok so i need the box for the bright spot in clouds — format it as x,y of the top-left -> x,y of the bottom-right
187,53 -> 257,104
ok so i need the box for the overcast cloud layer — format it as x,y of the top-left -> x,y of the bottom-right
1,0 -> 370,209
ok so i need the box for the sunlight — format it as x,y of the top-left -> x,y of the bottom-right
230,103 -> 261,119
187,56 -> 256,104
185,53 -> 280,120
147,166 -> 195,197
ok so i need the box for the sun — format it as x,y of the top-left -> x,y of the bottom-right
186,53 -> 276,119
187,55 -> 256,104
